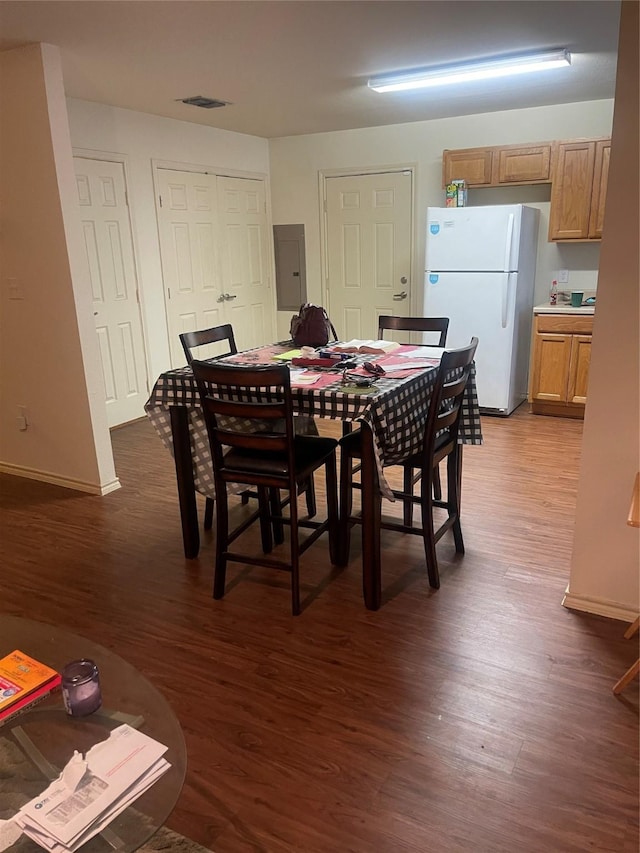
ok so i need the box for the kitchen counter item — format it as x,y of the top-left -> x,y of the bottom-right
534,302 -> 595,315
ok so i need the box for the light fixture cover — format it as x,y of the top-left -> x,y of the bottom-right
368,49 -> 571,93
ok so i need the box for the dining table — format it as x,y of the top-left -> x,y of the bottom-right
145,342 -> 483,610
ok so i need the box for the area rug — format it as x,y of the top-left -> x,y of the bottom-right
0,737 -> 213,852
139,826 -> 213,852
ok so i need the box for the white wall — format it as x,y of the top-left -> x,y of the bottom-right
566,0 -> 639,621
0,44 -> 117,494
66,99 -> 271,380
269,99 -> 613,338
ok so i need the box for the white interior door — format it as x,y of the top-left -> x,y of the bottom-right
74,157 -> 149,427
325,171 -> 413,340
156,169 -> 224,366
157,170 -> 274,364
216,176 -> 274,351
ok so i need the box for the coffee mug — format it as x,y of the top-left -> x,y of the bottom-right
570,291 -> 584,307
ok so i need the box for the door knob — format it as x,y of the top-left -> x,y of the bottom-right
224,293 -> 237,301
393,291 -> 408,301
217,294 -> 225,303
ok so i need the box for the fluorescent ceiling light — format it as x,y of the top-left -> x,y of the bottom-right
368,49 -> 571,93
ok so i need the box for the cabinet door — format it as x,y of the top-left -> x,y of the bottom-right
588,140 -> 611,239
531,332 -> 573,402
495,145 -> 552,184
548,141 -> 596,240
568,335 -> 591,404
442,148 -> 493,187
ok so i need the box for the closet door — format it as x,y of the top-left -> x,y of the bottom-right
156,169 -> 275,366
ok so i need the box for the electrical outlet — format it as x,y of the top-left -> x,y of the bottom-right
557,269 -> 569,284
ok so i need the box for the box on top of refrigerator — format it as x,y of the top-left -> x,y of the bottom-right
445,179 -> 467,208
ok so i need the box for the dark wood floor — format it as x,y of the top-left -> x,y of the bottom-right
1,407 -> 638,852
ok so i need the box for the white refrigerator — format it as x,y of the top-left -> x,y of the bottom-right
424,204 -> 539,415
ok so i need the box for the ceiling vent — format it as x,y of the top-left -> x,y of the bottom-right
177,95 -> 230,109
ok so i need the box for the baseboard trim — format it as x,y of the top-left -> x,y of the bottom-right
562,587 -> 637,623
0,462 -> 121,496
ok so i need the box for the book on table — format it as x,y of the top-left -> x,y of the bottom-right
331,339 -> 401,355
0,649 -> 61,722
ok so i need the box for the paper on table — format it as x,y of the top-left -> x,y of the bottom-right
0,818 -> 22,852
20,760 -> 171,853
290,371 -> 321,385
272,349 -> 303,361
394,346 -> 446,360
15,724 -> 170,852
384,360 -> 438,371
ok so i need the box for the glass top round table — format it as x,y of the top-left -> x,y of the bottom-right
0,616 -> 186,852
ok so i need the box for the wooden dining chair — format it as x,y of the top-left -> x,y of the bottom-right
377,315 -> 449,346
179,324 -> 238,530
339,337 -> 478,590
378,315 -> 451,522
180,323 -> 237,365
181,324 -> 316,527
192,360 -> 340,615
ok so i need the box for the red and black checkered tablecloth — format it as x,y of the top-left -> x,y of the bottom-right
144,344 -> 483,501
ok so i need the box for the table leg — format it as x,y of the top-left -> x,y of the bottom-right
170,406 -> 200,559
360,424 -> 382,610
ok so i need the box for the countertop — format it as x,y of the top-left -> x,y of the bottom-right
534,302 -> 595,315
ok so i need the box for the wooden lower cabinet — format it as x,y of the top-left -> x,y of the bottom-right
529,314 -> 593,418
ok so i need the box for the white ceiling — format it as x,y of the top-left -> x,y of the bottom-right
0,1 -> 621,139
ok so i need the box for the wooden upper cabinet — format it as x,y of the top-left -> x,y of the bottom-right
588,140 -> 611,239
442,148 -> 493,187
548,141 -> 596,240
548,138 -> 611,241
495,144 -> 552,184
442,137 -> 610,242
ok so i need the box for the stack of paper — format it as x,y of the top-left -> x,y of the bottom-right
12,724 -> 170,852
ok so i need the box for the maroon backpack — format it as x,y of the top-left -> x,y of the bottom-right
290,303 -> 337,347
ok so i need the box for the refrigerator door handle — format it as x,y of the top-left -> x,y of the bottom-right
501,274 -> 511,328
503,213 -> 515,272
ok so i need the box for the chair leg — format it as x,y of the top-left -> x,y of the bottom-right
269,488 -> 285,545
304,475 -> 317,518
613,659 -> 640,695
338,446 -> 354,567
325,455 -> 340,565
433,464 -> 442,501
204,497 -> 214,530
448,449 -> 465,554
289,487 -> 301,616
403,466 -> 414,527
420,466 -> 440,589
257,487 -> 273,554
213,485 -> 229,600
241,491 -> 250,506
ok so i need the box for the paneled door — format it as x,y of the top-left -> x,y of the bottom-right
216,176 -> 274,351
74,157 -> 149,427
156,169 -> 274,366
325,171 -> 413,340
156,169 -> 224,367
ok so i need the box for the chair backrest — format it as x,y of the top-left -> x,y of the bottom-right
191,360 -> 296,487
180,324 -> 237,365
378,315 -> 449,347
423,337 -> 479,459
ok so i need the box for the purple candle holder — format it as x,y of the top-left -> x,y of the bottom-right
62,659 -> 102,716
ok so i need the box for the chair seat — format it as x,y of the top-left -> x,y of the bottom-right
225,436 -> 337,480
339,430 -> 451,468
